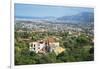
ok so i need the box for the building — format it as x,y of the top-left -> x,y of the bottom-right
29,40 -> 46,53
29,37 -> 65,55
54,47 -> 65,55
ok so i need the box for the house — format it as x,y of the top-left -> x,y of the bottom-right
49,42 -> 60,52
29,37 -> 65,55
29,40 -> 46,53
29,42 -> 39,53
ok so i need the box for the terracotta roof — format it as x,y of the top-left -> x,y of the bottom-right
46,37 -> 56,43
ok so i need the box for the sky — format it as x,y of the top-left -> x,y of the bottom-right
15,3 -> 94,18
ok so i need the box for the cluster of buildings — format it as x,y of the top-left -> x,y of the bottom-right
29,37 -> 65,55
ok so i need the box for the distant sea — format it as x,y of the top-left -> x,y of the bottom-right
15,16 -> 34,19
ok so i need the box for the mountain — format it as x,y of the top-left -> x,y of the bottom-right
15,11 -> 94,24
57,12 -> 94,23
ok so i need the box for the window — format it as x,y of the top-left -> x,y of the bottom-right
33,48 -> 35,50
34,44 -> 35,47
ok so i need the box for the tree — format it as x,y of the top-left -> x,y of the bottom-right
76,34 -> 90,47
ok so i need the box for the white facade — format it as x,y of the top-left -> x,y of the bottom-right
29,42 -> 45,53
49,42 -> 59,52
29,42 -> 38,53
29,41 -> 60,53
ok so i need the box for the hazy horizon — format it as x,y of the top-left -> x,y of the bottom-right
15,3 -> 94,19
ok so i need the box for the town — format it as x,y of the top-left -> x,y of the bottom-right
15,20 -> 94,65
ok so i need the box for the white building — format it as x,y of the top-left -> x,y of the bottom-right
49,42 -> 59,52
29,37 -> 63,54
29,41 -> 45,53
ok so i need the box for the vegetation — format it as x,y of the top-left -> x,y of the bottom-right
15,31 -> 94,65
